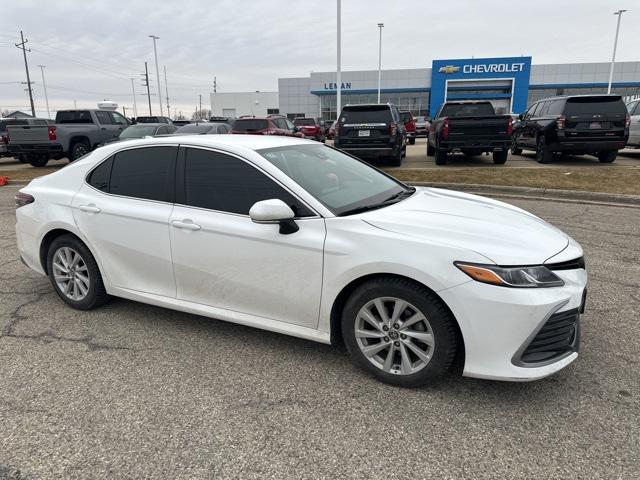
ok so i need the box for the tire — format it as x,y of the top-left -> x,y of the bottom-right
510,141 -> 523,156
426,141 -> 435,157
409,137 -> 416,145
597,150 -> 617,163
536,135 -> 552,164
46,234 -> 111,310
388,149 -> 402,167
341,277 -> 459,388
28,154 -> 49,168
435,145 -> 447,165
17,154 -> 28,164
493,149 -> 508,165
70,139 -> 90,162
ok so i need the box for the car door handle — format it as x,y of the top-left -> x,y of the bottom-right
79,204 -> 101,213
171,220 -> 201,231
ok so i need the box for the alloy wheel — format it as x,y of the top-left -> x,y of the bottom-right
355,297 -> 435,375
52,247 -> 90,301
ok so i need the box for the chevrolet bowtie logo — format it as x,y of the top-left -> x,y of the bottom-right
438,65 -> 460,74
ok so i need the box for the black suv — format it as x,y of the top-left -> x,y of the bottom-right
334,104 -> 406,166
511,94 -> 630,163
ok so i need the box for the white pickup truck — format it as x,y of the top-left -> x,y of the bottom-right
7,109 -> 131,167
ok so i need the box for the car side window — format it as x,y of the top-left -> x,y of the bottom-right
539,101 -> 551,116
87,156 -> 113,192
183,148 -> 314,217
633,102 -> 640,115
95,111 -> 114,125
285,119 -> 296,131
547,100 -> 564,116
109,146 -> 177,202
110,112 -> 129,126
157,126 -> 168,135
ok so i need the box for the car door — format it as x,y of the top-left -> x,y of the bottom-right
93,110 -> 120,144
522,102 -> 541,147
169,146 -> 326,328
629,101 -> 640,146
72,145 -> 178,297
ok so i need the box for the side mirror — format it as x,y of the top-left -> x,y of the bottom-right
518,113 -> 524,120
249,199 -> 299,234
293,126 -> 300,133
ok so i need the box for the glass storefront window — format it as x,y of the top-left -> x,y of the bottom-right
319,92 -> 430,121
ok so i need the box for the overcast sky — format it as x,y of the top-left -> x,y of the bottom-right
2,0 -> 638,118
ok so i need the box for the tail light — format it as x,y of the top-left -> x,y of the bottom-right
48,125 -> 57,141
441,118 -> 449,139
625,114 -> 631,129
507,116 -> 513,136
389,123 -> 397,137
15,192 -> 34,209
556,115 -> 566,130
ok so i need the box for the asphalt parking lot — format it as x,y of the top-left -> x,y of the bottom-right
0,184 -> 638,479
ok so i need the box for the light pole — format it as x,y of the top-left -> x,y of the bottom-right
377,23 -> 384,103
607,9 -> 627,94
149,35 -> 164,116
130,78 -> 138,118
336,0 -> 342,121
37,64 -> 50,119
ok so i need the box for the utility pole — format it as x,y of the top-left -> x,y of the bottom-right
163,65 -> 170,117
336,0 -> 342,121
607,9 -> 627,94
37,65 -> 50,119
377,23 -> 384,103
199,94 -> 202,120
130,78 -> 138,118
15,31 -> 35,117
74,99 -> 77,109
149,35 -> 164,116
142,62 -> 152,115
123,106 -> 127,118
213,76 -> 217,93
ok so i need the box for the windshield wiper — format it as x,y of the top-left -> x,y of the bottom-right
339,187 -> 416,217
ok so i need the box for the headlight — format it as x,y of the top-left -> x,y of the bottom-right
454,262 -> 564,288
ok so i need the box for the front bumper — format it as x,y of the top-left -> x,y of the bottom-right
439,267 -> 587,381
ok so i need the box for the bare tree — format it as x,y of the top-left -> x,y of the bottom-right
191,108 -> 211,121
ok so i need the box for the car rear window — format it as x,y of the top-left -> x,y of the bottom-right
294,118 -> 315,126
563,96 -> 627,115
233,119 -> 269,131
176,124 -> 214,134
439,103 -> 495,117
136,117 -> 160,123
56,111 -> 93,124
340,107 -> 392,124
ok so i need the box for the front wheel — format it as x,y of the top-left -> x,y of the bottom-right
510,141 -> 523,156
426,141 -> 435,157
536,135 -> 552,164
597,150 -> 617,163
341,277 -> 459,387
435,145 -> 447,165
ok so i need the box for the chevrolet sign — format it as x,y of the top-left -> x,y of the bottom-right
438,65 -> 460,74
463,63 -> 526,74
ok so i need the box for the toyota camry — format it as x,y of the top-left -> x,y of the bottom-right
15,135 -> 587,387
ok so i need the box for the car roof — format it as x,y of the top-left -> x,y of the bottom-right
98,134 -> 310,151
127,123 -> 166,127
532,94 -> 622,103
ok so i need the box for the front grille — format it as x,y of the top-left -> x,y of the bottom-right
521,308 -> 580,364
546,256 -> 585,271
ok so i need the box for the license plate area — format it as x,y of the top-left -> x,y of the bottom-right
589,122 -> 602,129
358,130 -> 370,137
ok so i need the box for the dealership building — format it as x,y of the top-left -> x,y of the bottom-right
275,56 -> 640,121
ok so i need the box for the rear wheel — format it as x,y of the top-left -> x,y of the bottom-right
388,149 -> 402,167
17,154 -> 28,164
536,135 -> 552,164
426,141 -> 435,157
409,137 -> 416,145
435,145 -> 447,165
493,149 -> 508,165
27,154 -> 48,168
47,235 -> 110,310
510,140 -> 523,156
70,139 -> 90,162
341,277 -> 459,387
597,150 -> 617,163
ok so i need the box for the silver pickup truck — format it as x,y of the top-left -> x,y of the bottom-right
7,109 -> 131,167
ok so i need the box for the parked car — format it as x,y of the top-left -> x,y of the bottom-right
172,120 -> 191,127
414,116 -> 431,137
326,120 -> 337,140
135,116 -> 173,125
231,116 -> 303,137
174,122 -> 231,135
625,98 -> 640,148
209,116 -> 235,126
427,101 -> 512,165
119,123 -> 177,140
400,111 -> 417,145
7,109 -> 131,167
334,103 -> 406,166
15,135 -> 587,387
511,95 -> 630,163
293,117 -> 326,142
1,117 -> 52,163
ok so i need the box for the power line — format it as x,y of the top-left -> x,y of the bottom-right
15,31 -> 35,116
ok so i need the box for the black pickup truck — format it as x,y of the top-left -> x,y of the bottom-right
427,101 -> 512,165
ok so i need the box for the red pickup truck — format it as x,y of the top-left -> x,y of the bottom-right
400,111 -> 417,145
293,117 -> 325,142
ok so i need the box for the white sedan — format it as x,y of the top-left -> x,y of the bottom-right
15,135 -> 587,387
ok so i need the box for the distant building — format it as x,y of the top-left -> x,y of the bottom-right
209,91 -> 279,118
2,110 -> 33,119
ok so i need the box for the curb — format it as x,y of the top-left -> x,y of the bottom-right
408,182 -> 640,207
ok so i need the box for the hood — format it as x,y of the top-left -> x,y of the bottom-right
361,187 -> 568,265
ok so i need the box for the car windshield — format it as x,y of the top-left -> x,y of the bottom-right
176,124 -> 214,134
564,96 -> 626,115
340,106 -> 392,124
294,118 -> 315,126
257,144 -> 413,216
234,120 -> 269,131
439,103 -> 495,117
120,125 -> 157,138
